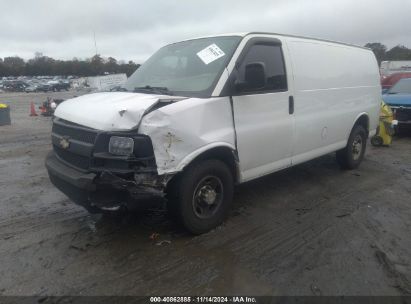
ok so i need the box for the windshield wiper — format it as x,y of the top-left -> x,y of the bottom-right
133,85 -> 173,95
110,86 -> 128,92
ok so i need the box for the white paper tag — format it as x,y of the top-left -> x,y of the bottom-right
196,44 -> 225,65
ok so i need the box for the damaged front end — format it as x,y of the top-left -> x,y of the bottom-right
45,118 -> 173,212
90,171 -> 171,211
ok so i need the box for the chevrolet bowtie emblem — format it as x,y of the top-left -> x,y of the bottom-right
59,137 -> 70,149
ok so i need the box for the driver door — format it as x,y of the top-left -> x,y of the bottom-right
231,38 -> 295,182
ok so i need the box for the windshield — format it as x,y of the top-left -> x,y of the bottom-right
388,78 -> 411,94
122,36 -> 241,97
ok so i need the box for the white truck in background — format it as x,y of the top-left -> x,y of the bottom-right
380,60 -> 411,77
46,32 -> 381,234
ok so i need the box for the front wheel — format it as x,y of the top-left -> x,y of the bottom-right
336,125 -> 367,169
168,159 -> 234,234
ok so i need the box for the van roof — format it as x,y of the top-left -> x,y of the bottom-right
187,32 -> 370,51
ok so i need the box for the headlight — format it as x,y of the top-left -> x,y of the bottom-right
108,136 -> 134,156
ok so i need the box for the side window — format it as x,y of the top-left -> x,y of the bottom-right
237,44 -> 287,92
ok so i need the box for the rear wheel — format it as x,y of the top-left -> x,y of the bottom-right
167,159 -> 234,234
371,135 -> 383,146
336,125 -> 367,169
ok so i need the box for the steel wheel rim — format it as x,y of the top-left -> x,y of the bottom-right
192,175 -> 224,219
352,134 -> 363,160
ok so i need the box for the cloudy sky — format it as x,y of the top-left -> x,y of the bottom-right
1,0 -> 410,63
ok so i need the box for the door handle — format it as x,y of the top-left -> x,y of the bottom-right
289,96 -> 294,114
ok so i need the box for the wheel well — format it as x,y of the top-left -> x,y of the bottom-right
175,147 -> 239,184
354,114 -> 369,135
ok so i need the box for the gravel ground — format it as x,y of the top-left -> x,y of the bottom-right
0,91 -> 410,296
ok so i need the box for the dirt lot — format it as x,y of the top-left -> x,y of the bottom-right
0,91 -> 411,296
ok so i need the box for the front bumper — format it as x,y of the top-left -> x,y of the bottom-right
391,106 -> 411,124
45,152 -> 166,212
396,120 -> 411,125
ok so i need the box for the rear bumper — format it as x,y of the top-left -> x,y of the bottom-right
45,152 -> 166,211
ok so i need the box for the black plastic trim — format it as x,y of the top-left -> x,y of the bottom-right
229,95 -> 238,151
46,152 -> 96,190
289,95 -> 295,114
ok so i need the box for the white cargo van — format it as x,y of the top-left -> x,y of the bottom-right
46,32 -> 381,234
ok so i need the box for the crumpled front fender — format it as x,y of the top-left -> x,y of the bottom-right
138,97 -> 236,175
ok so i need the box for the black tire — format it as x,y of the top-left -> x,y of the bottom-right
336,124 -> 367,169
167,159 -> 234,234
371,135 -> 383,147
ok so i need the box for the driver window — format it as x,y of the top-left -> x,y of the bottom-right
238,44 -> 287,92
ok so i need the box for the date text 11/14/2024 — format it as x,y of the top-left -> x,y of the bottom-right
149,296 -> 257,303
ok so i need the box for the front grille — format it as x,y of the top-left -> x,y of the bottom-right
54,146 -> 90,170
51,119 -> 156,173
52,121 -> 97,144
395,108 -> 411,122
52,119 -> 97,170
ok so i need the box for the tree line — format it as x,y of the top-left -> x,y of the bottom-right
364,43 -> 411,65
1,43 -> 411,77
0,53 -> 140,77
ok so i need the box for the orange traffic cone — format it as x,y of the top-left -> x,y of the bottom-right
30,102 -> 38,116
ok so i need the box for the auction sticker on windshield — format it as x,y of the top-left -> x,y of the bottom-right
197,44 -> 225,65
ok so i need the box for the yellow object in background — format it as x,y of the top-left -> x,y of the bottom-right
0,103 -> 9,108
371,101 -> 395,146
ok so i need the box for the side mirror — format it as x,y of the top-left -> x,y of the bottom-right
235,62 -> 267,92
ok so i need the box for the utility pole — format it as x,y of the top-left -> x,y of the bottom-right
93,31 -> 98,56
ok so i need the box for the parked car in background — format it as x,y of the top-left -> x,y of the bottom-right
25,85 -> 38,93
383,78 -> 411,129
381,72 -> 411,91
48,81 -> 71,92
0,76 -> 75,93
3,81 -> 28,92
36,83 -> 52,92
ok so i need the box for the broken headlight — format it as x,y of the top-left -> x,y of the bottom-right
108,136 -> 134,156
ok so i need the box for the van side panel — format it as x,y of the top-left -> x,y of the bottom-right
285,38 -> 381,165
138,97 -> 236,175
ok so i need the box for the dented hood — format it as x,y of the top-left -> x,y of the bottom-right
54,92 -> 184,131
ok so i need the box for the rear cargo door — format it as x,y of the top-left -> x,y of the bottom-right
231,38 -> 294,181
